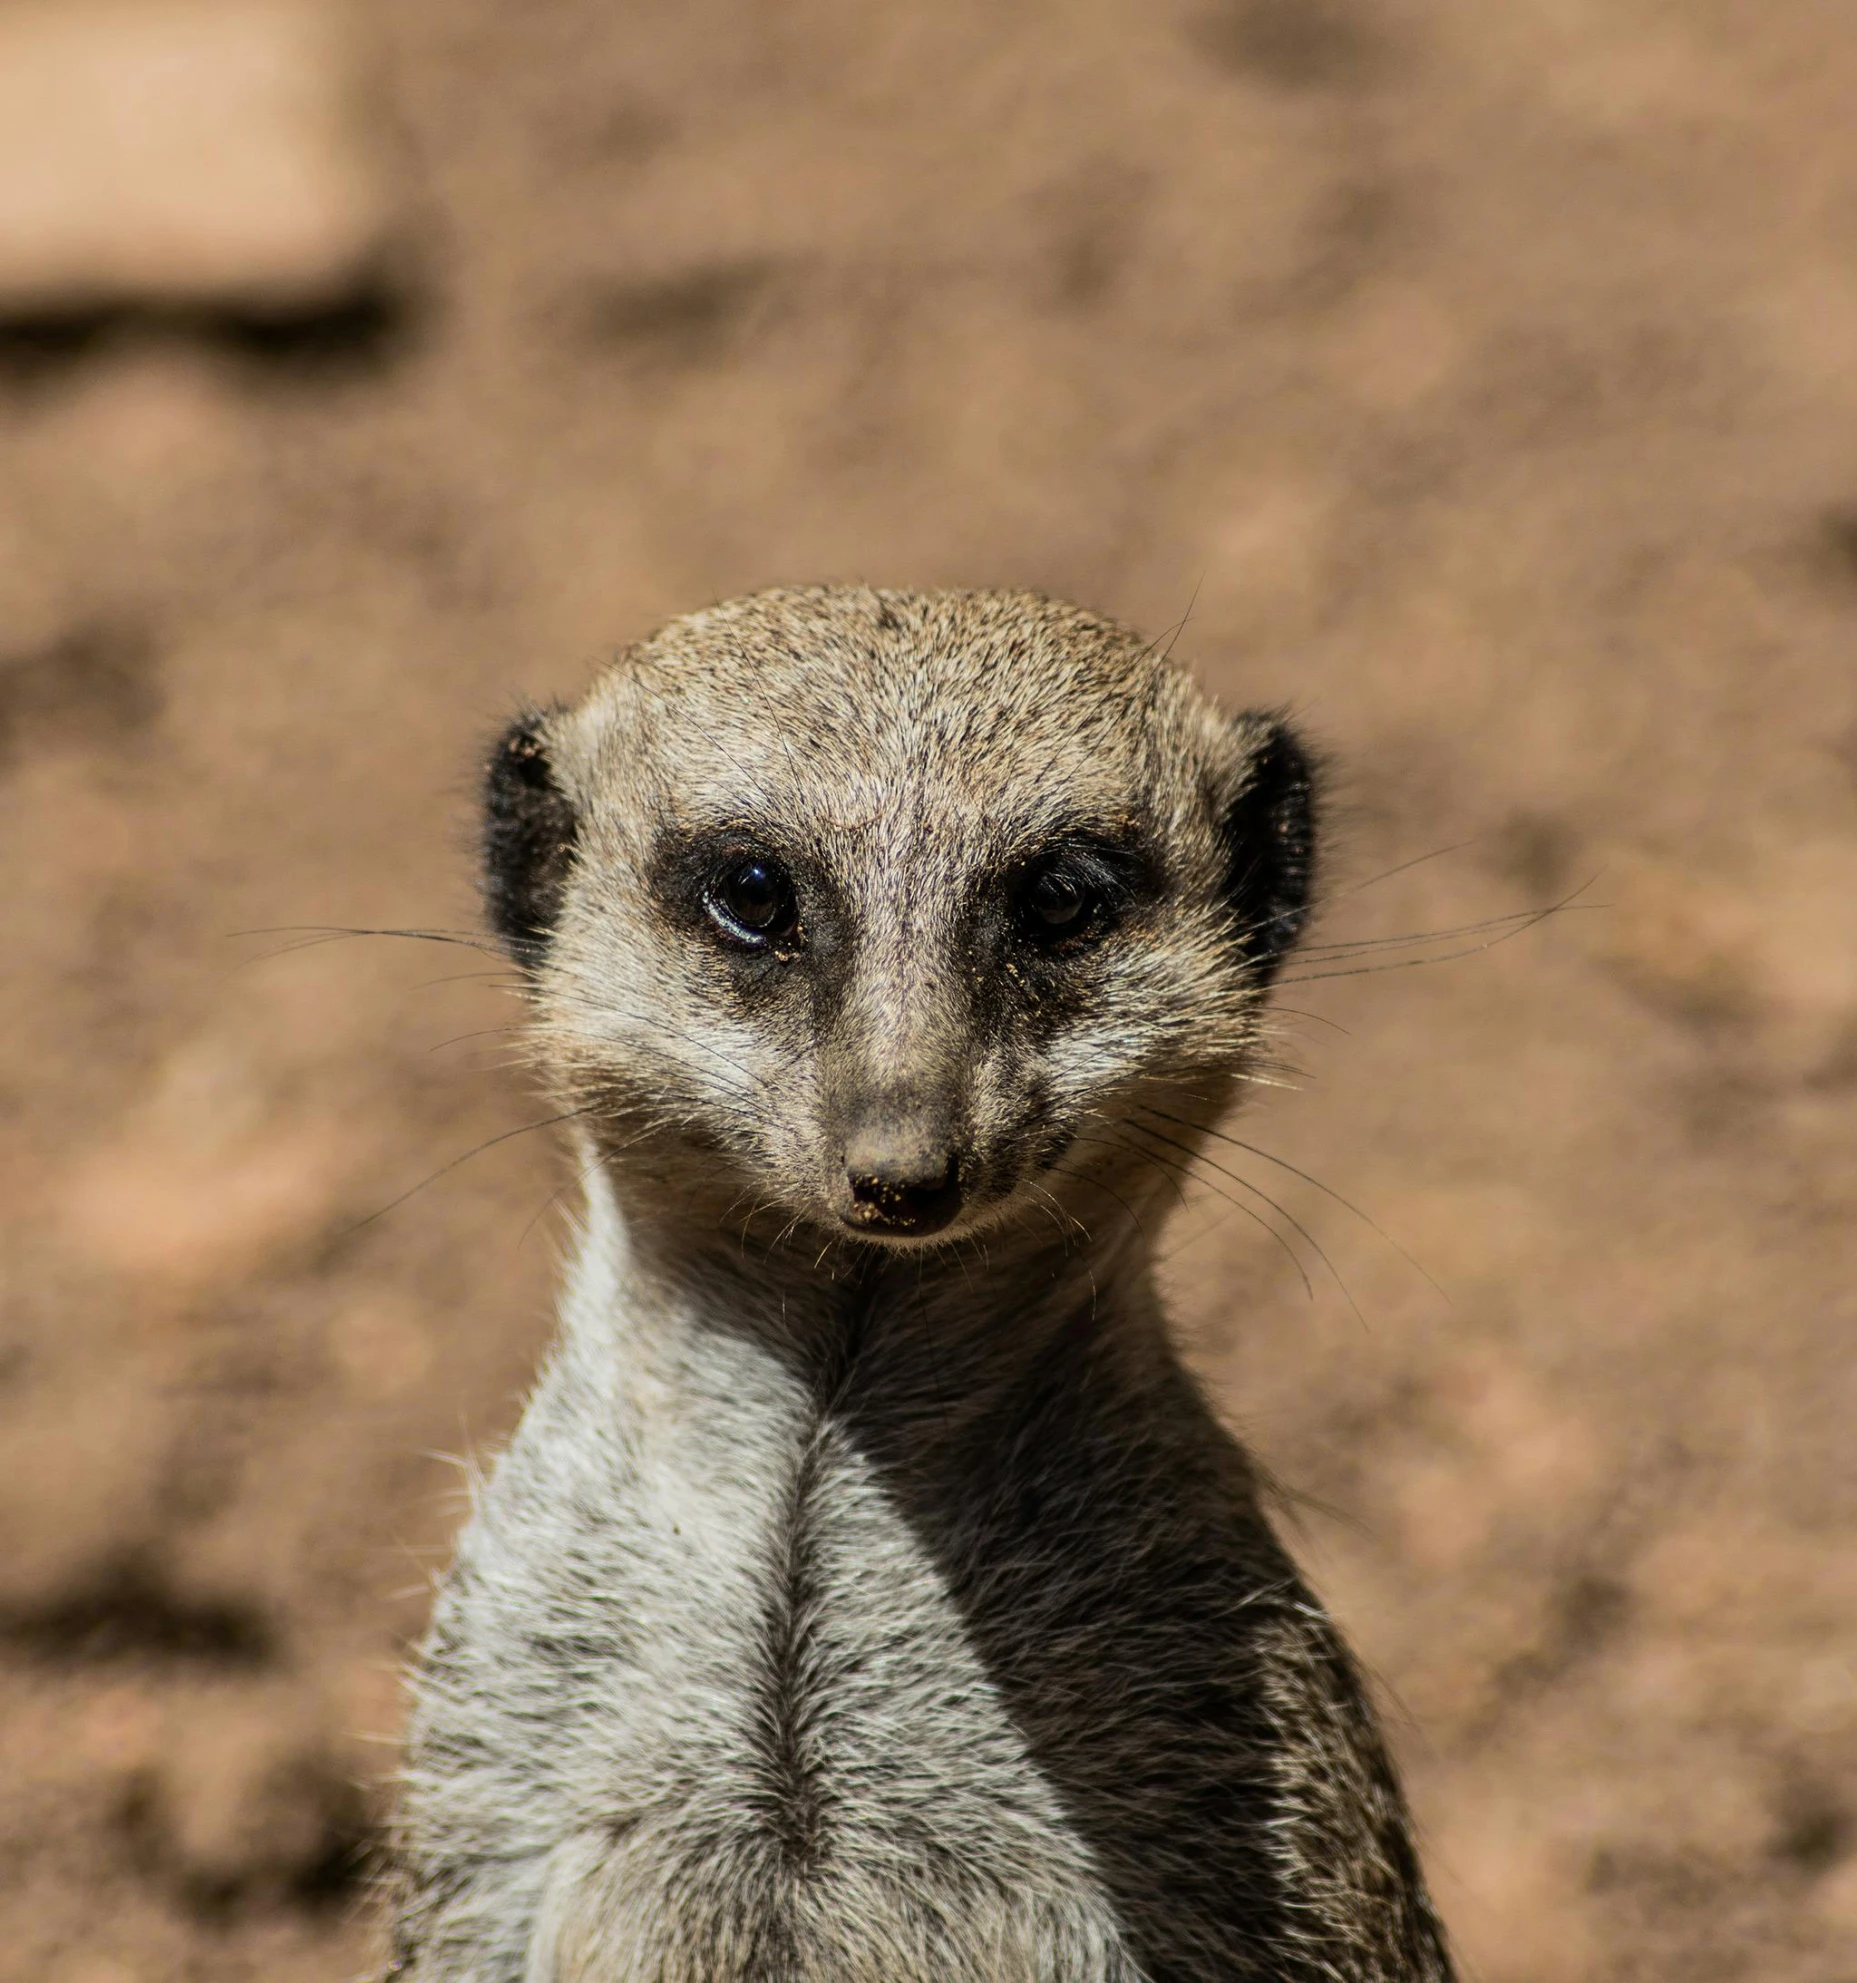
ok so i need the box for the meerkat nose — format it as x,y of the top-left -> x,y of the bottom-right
841,1124 -> 962,1237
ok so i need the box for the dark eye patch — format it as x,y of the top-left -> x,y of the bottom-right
1009,835 -> 1154,950
648,824 -> 818,964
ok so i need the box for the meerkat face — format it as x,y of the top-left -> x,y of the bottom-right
483,588 -> 1314,1252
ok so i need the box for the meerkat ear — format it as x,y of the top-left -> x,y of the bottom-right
1218,715 -> 1317,981
483,710 -> 578,970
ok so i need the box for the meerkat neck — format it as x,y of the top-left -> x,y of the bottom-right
558,1156 -> 1164,1414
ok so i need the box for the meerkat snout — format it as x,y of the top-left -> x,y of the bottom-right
840,1112 -> 962,1235
827,979 -> 970,1238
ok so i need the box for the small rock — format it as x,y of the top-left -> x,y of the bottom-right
0,1 -> 395,314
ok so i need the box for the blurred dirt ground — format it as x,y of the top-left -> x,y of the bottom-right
1,0 -> 1854,1977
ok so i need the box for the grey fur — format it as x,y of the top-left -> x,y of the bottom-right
386,587 -> 1452,1981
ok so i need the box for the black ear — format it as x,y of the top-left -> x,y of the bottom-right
483,710 -> 578,970
1219,717 -> 1317,982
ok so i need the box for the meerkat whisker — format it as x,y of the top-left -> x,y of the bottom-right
1068,1129 -> 1322,1303
1282,881 -> 1596,986
1134,1102 -> 1451,1304
345,1106 -> 599,1236
1118,1117 -> 1363,1323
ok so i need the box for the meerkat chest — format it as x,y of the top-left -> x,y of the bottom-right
488,1340 -> 1135,1980
588,1359 -> 1086,1851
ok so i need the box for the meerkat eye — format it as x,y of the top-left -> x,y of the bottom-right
1015,863 -> 1102,943
705,855 -> 799,947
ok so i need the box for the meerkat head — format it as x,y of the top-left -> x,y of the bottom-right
483,587 -> 1314,1256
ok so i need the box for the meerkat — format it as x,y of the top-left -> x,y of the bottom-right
385,586 -> 1452,1982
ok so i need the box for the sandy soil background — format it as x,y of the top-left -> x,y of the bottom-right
1,0 -> 1854,1977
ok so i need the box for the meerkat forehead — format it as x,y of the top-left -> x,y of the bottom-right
554,586 -> 1224,855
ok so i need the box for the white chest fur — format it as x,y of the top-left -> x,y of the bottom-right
406,1222 -> 1140,1983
